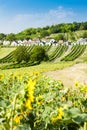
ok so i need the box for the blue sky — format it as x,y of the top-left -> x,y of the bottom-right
0,0 -> 87,34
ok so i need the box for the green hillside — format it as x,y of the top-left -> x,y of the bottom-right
0,44 -> 87,69
0,21 -> 87,41
0,47 -> 16,59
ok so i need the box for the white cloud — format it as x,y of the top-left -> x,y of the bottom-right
0,6 -> 77,34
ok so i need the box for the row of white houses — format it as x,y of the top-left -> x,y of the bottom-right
72,38 -> 87,45
0,38 -> 87,46
0,39 -> 58,46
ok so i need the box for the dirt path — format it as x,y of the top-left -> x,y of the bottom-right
44,63 -> 87,87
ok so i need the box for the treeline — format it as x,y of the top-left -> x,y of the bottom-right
0,21 -> 87,41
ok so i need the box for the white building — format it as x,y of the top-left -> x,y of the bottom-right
3,40 -> 10,46
77,38 -> 87,45
11,41 -> 18,46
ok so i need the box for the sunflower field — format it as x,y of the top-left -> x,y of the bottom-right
0,73 -> 87,130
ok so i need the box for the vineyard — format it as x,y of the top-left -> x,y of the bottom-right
61,45 -> 86,61
0,44 -> 87,65
48,45 -> 68,61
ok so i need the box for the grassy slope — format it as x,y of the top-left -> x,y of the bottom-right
50,30 -> 87,41
0,61 -> 74,76
0,47 -> 16,59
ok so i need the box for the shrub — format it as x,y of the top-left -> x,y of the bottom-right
13,46 -> 30,63
30,46 -> 48,63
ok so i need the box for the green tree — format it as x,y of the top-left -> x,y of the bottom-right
79,22 -> 87,30
6,33 -> 16,41
0,33 -> 6,40
14,46 -> 30,63
40,30 -> 50,38
30,46 -> 48,63
50,25 -> 60,34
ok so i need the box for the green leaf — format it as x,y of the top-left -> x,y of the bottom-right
63,108 -> 81,123
68,108 -> 81,117
73,113 -> 87,124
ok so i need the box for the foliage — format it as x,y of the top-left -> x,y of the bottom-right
40,30 -> 50,38
0,61 -> 40,70
6,33 -> 16,41
54,33 -> 66,41
0,44 -> 86,69
0,46 -> 33,63
0,21 -> 87,41
15,21 -> 87,40
81,32 -> 87,38
30,46 -> 48,63
0,33 -> 6,40
13,46 -> 30,63
0,73 -> 87,130
0,45 -> 49,64
48,45 -> 68,61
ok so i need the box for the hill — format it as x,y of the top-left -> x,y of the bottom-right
0,21 -> 87,42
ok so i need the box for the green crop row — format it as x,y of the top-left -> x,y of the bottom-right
48,45 -> 68,61
61,45 -> 86,61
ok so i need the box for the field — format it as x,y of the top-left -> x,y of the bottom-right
0,45 -> 87,130
0,47 -> 15,59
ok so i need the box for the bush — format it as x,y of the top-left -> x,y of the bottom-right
30,46 -> 48,63
13,46 -> 30,63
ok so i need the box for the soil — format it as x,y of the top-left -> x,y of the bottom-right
44,63 -> 87,87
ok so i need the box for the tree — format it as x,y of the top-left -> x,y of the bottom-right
6,33 -> 16,41
40,30 -> 50,38
13,46 -> 30,63
0,33 -> 6,40
30,46 -> 48,63
50,25 -> 60,34
79,22 -> 87,30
